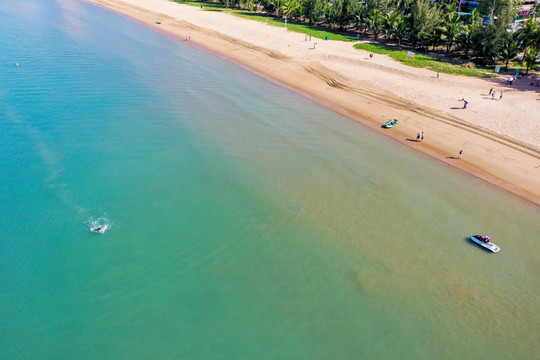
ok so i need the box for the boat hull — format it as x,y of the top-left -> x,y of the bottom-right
382,119 -> 398,128
470,236 -> 500,252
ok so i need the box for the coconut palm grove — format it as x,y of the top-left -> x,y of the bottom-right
180,0 -> 540,73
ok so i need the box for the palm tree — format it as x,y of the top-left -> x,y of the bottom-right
500,32 -> 519,70
472,24 -> 505,64
533,1 -> 540,21
301,0 -> 324,25
282,0 -> 300,19
369,8 -> 385,40
354,4 -> 370,35
458,24 -> 474,58
385,9 -> 408,44
523,46 -> 539,74
516,17 -> 540,51
267,0 -> 285,16
469,8 -> 481,25
326,0 -> 357,31
393,0 -> 412,13
409,0 -> 442,49
393,13 -> 408,45
457,9 -> 481,58
440,11 -> 462,53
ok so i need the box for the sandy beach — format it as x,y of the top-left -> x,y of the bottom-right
87,0 -> 540,205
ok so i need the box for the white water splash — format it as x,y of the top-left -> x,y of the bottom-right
85,216 -> 114,234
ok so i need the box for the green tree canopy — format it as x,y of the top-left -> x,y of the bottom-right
301,0 -> 324,25
408,0 -> 442,49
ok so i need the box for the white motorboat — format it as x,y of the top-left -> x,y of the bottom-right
470,235 -> 500,253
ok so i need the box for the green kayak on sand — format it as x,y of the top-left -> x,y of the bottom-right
382,119 -> 399,128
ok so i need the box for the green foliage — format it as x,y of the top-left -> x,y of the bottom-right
472,24 -> 505,64
354,3 -> 370,35
408,0 -> 442,48
238,11 -> 357,41
534,1 -> 540,19
175,0 -> 225,10
517,17 -> 540,50
393,0 -> 412,13
517,17 -> 540,75
523,46 -> 539,74
282,0 -> 302,19
366,0 -> 389,12
175,0 -> 537,77
368,9 -> 385,40
391,11 -> 408,45
439,11 -> 462,54
301,0 -> 324,25
326,0 -> 357,31
500,32 -> 519,70
457,10 -> 482,58
354,43 -> 497,77
385,9 -> 404,42
478,0 -> 501,16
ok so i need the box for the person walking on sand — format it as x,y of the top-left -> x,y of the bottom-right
492,92 -> 495,100
489,88 -> 493,95
463,100 -> 468,109
421,132 -> 424,141
500,91 -> 503,100
416,132 -> 421,141
458,150 -> 463,160
437,71 -> 439,78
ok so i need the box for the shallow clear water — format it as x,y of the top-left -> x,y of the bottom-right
1,1 -> 539,359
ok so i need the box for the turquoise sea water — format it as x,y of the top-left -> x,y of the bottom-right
1,1 -> 539,358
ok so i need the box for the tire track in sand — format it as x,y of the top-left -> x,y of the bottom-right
89,0 -> 539,160
302,64 -> 540,160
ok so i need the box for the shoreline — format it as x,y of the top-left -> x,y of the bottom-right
86,0 -> 540,206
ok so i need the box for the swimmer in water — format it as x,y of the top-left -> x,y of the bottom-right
97,227 -> 102,232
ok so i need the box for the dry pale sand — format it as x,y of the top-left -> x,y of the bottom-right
87,0 -> 540,205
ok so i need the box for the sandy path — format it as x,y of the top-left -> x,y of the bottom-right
86,0 -> 540,205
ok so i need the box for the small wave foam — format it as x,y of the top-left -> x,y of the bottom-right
86,216 -> 114,234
